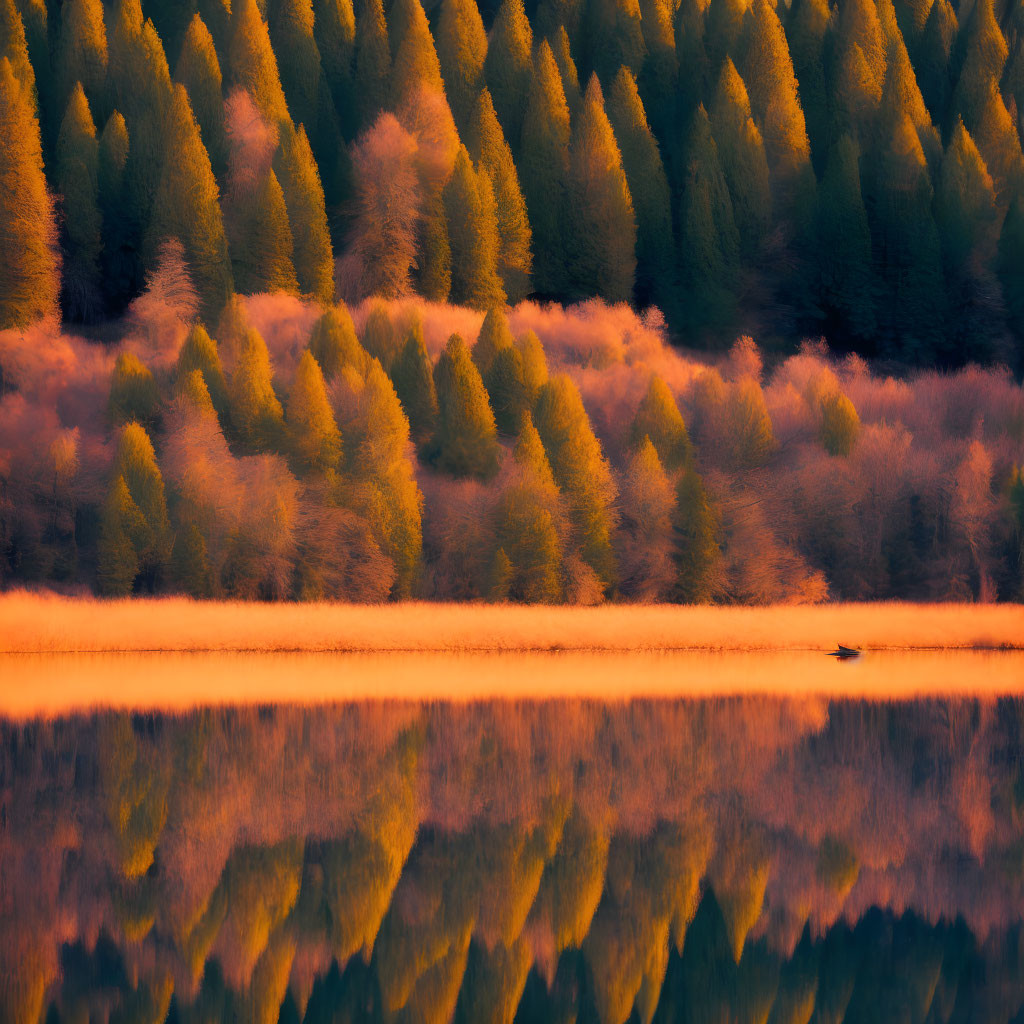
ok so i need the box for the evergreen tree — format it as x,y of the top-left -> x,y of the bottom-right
584,0 -> 646,85
516,329 -> 549,401
286,349 -> 342,473
176,321 -> 230,420
14,0 -> 48,122
829,41 -> 882,149
709,58 -> 772,254
472,305 -> 515,377
973,77 -> 1024,204
314,0 -> 356,137
97,474 -> 144,595
268,0 -> 324,133
998,195 -> 1024,343
874,34 -> 941,169
308,303 -> 366,380
148,83 -> 233,322
171,518 -> 213,596
832,0 -> 887,90
109,351 -> 160,425
229,326 -> 286,448
436,0 -> 487,132
917,0 -> 958,121
629,375 -> 694,471
704,0 -> 746,81
444,147 -> 506,310
819,388 -> 860,456
785,0 -> 829,159
98,110 -> 134,308
226,167 -> 299,295
54,0 -> 107,117
674,0 -> 708,116
534,373 -> 618,591
391,319 -> 439,445
56,82 -> 103,320
178,366 -> 216,415
388,0 -> 443,106
952,0 -> 1007,133
174,14 -> 227,175
485,345 -> 531,434
519,41 -> 571,296
0,57 -> 58,329
566,75 -> 636,303
484,0 -> 533,146
0,0 -> 33,101
673,466 -> 719,602
607,67 -> 677,311
112,420 -> 172,577
817,134 -> 876,345
618,436 -> 676,601
361,300 -> 400,370
228,0 -> 290,124
468,88 -> 533,302
551,24 -> 583,116
514,410 -> 557,489
354,0 -> 390,128
275,121 -> 334,302
430,332 -> 501,478
493,482 -> 563,602
724,375 -> 775,469
416,191 -> 451,302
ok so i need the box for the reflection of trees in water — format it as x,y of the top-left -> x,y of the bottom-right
2,697 -> 1024,1022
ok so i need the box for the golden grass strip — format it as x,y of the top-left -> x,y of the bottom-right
0,591 -> 1021,654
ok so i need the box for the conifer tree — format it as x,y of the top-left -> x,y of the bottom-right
229,326 -> 286,448
516,329 -> 548,401
0,57 -> 58,329
874,34 -> 941,168
112,420 -> 172,577
618,437 -> 676,601
551,24 -> 583,116
391,319 -> 439,445
388,0 -> 443,106
98,110 -> 134,308
54,0 -> 107,116
485,345 -> 531,434
833,0 -> 887,90
430,332 -> 501,478
817,134 -> 876,345
444,147 -> 506,310
228,0 -> 290,124
534,374 -> 618,590
148,83 -> 233,321
785,0 -> 829,157
109,351 -> 160,425
973,77 -> 1024,204
673,466 -> 719,602
226,167 -> 299,295
952,0 -> 1007,132
724,375 -> 775,469
176,321 -> 230,419
436,0 -> 487,132
709,58 -> 772,254
472,305 -> 515,377
275,121 -> 334,302
361,300 -> 400,370
286,349 -> 342,473
738,0 -> 812,195
493,483 -> 563,602
56,82 -> 103,320
917,0 -> 958,120
829,41 -> 882,149
97,475 -> 144,595
468,88 -> 533,302
171,519 -> 212,596
819,388 -> 860,456
354,0 -> 390,128
894,0 -> 931,52
0,0 -> 33,101
629,376 -> 694,471
416,191 -> 452,302
584,0 -> 646,84
175,14 -> 227,175
607,67 -> 676,311
704,0 -> 745,81
674,0 -> 708,116
314,0 -> 356,137
268,0 -> 324,133
308,303 -> 366,380
484,0 -> 533,146
15,0 -> 49,114
566,75 -> 636,303
519,41 -> 571,296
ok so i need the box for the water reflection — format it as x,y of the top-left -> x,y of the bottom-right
3,695 -> 1024,1021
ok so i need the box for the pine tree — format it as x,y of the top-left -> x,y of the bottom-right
618,436 -> 676,601
673,466 -> 719,602
468,88 -> 533,302
894,0 -> 931,51
314,0 -> 356,137
817,134 -> 876,345
829,41 -> 882,149
171,518 -> 213,596
0,57 -> 58,329
674,0 -> 708,117
952,0 -> 1007,133
228,0 -> 289,124
998,195 -> 1024,342
416,190 -> 452,302
785,0 -> 830,158
724,376 -> 775,469
472,306 -> 515,377
361,300 -> 400,370
704,0 -> 746,80
534,374 -> 618,591
917,0 -> 957,121
874,34 -> 941,168
629,376 -> 694,471
519,41 -> 571,296
485,345 -> 531,434
584,0 -> 646,85
287,348 -> 342,473
973,77 -> 1024,205
430,332 -> 501,478
516,329 -> 548,401
832,0 -> 887,90
97,475 -> 143,595
56,82 -> 103,321
513,411 -> 557,490
484,0 -> 533,146
391,319 -> 439,445
113,420 -> 172,577
566,75 -> 636,303
148,83 -> 233,322
444,147 -> 506,310
176,321 -> 230,419
388,0 -> 443,106
436,0 -> 487,132
308,303 -> 367,380
0,0 -> 33,101
354,0 -> 390,128
174,14 -> 227,175
275,121 -> 334,302
268,0 -> 323,132
229,326 -> 286,448
177,366 -> 216,416
607,67 -> 677,311
226,167 -> 299,295
818,389 -> 860,456
98,110 -> 134,308
709,58 -> 772,254
493,483 -> 563,602
551,24 -> 583,116
54,0 -> 107,116
109,351 -> 160,425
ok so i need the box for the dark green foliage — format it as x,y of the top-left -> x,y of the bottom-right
484,345 -> 530,435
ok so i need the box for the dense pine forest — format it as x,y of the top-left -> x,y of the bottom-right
1,0 -> 1023,602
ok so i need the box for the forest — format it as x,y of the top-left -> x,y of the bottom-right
1,0 -> 1024,602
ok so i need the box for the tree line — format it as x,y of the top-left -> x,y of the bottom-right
2,0 -> 1024,364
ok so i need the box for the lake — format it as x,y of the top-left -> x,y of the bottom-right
2,649 -> 1024,1022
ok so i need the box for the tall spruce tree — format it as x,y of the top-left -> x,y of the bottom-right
97,474 -> 144,594
388,0 -> 444,106
176,321 -> 230,421
472,305 -> 515,377
308,303 -> 367,380
973,77 -> 1024,204
436,0 -> 487,133
875,34 -> 941,169
917,0 -> 958,121
673,466 -> 719,602
485,345 -> 531,434
391,317 -> 439,445
551,23 -> 583,116
98,110 -> 133,309
484,0 -> 533,146
0,0 -> 34,102
629,376 -> 694,471
228,0 -> 290,124
54,0 -> 107,118
584,0 -> 646,84
226,166 -> 299,295
565,74 -> 636,303
832,0 -> 887,91
952,0 -> 1007,133
314,0 -> 356,137
416,191 -> 451,302
229,326 -> 286,448
354,0 -> 390,129
56,82 -> 103,321
175,14 -> 227,175
468,88 -> 533,302
785,0 -> 830,160
286,349 -> 342,473
0,57 -> 58,328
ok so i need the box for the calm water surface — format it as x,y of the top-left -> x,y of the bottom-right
3,652 -> 1024,1022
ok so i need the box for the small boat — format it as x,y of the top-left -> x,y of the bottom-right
828,644 -> 861,659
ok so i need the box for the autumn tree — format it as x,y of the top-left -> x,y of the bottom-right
109,351 -> 160,426
472,305 -> 515,377
229,326 -> 286,448
228,0 -> 290,125
391,317 -> 439,445
308,303 -> 366,380
436,0 -> 487,132
618,437 -> 676,601
176,321 -> 230,420
354,0 -> 390,128
175,14 -> 227,175
54,0 -> 107,118
315,0 -> 356,137
673,467 -> 719,602
226,164 -> 299,295
388,0 -> 443,107
286,349 -> 342,473
629,376 -> 694,471
484,0 -> 532,145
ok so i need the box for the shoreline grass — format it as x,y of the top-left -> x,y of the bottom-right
0,591 -> 1022,654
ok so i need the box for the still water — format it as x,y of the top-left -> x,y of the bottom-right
3,653 -> 1024,1022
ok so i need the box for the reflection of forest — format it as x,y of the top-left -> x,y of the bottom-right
3,698 -> 1024,1022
